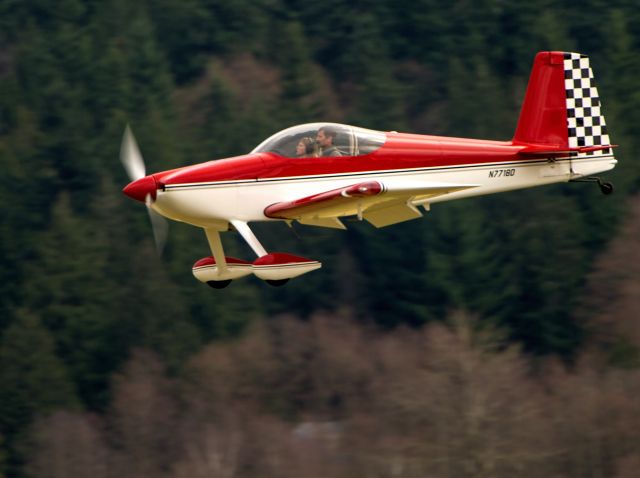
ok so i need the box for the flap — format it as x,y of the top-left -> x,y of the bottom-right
298,217 -> 346,229
364,200 -> 423,228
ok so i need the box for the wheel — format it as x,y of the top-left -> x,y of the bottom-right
599,182 -> 614,195
207,279 -> 232,289
265,279 -> 289,287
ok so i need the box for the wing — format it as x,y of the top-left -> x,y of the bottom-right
264,180 -> 478,228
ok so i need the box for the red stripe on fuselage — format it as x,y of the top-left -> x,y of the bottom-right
156,153 -> 268,186
159,133 -> 526,186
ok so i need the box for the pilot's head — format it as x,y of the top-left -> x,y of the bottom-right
316,126 -> 337,147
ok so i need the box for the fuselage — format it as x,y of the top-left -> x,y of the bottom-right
126,128 -> 616,229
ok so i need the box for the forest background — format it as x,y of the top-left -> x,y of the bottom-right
1,1 -> 640,477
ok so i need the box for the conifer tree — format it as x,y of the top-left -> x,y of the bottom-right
0,311 -> 79,476
272,20 -> 324,124
19,193 -> 114,407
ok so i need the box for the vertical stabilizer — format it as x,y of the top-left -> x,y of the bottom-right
513,51 -> 611,156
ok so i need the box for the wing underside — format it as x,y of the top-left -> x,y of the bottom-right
264,180 -> 478,228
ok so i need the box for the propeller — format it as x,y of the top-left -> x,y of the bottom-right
120,125 -> 146,181
120,125 -> 169,254
145,193 -> 169,255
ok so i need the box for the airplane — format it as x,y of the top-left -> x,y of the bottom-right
122,51 -> 617,289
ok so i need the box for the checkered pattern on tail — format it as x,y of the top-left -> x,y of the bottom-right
563,52 -> 611,156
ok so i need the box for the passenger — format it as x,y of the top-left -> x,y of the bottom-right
296,137 -> 317,157
316,126 -> 343,157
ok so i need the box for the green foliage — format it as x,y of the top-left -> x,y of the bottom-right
271,20 -> 325,123
0,312 -> 80,427
0,312 -> 79,476
20,193 -> 115,405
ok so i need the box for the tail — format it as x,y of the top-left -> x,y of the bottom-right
513,51 -> 614,156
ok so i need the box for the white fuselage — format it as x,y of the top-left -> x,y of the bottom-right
152,154 -> 616,229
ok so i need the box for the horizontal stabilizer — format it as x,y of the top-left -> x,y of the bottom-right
518,144 -> 617,157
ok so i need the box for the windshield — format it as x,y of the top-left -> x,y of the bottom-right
251,123 -> 386,158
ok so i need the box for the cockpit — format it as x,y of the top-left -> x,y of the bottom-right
251,123 -> 386,158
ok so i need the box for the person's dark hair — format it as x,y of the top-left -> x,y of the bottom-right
299,136 -> 315,155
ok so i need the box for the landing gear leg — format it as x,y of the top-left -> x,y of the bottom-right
230,220 -> 268,257
230,220 -> 289,287
570,176 -> 614,195
204,228 -> 233,288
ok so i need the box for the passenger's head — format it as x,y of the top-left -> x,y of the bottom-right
296,137 -> 315,156
316,126 -> 338,147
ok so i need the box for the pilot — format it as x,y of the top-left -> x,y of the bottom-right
296,137 -> 316,157
316,126 -> 343,157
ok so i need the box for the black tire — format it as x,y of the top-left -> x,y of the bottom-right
265,279 -> 289,287
207,279 -> 232,289
600,182 -> 614,195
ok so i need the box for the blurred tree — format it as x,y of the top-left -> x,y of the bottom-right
601,9 -> 640,192
499,191 -> 589,356
199,77 -> 244,159
112,244 -> 202,371
19,193 -> 115,407
353,220 -> 431,327
107,349 -> 181,478
0,106 -> 44,329
270,20 -> 324,124
27,411 -> 109,478
146,0 -> 214,83
447,55 -> 511,139
0,311 -> 79,477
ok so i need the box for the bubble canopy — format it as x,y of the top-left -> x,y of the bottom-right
251,123 -> 386,158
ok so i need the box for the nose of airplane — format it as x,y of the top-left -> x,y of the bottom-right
123,175 -> 158,203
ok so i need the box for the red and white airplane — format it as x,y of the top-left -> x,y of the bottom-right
122,51 -> 617,288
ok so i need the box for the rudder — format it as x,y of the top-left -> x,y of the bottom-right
562,52 -> 611,155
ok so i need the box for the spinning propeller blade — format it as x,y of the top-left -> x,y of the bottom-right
120,125 -> 169,255
120,125 -> 146,181
146,194 -> 168,255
